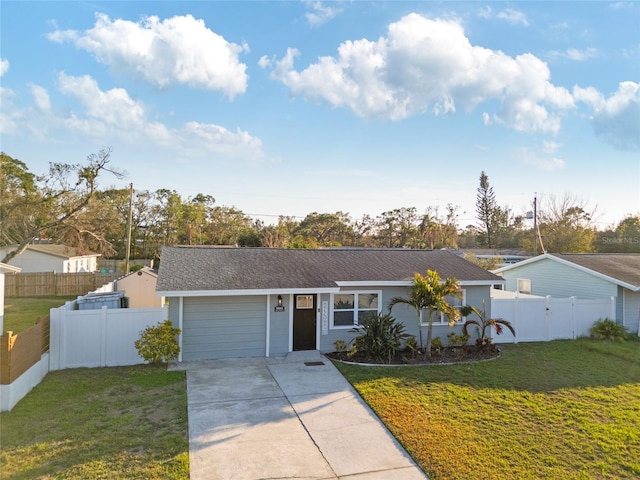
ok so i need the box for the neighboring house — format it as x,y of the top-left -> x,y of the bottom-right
114,267 -> 164,308
156,246 -> 504,361
454,248 -> 531,267
493,253 -> 640,335
0,245 -> 100,273
0,263 -> 21,333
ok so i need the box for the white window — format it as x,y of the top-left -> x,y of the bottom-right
420,289 -> 466,325
331,291 -> 381,329
517,279 -> 531,295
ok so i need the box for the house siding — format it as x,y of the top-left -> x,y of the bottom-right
624,290 -> 640,335
318,285 -> 492,352
500,258 -> 617,298
181,296 -> 266,360
269,293 -> 290,356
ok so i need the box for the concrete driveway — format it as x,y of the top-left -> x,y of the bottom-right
173,351 -> 427,480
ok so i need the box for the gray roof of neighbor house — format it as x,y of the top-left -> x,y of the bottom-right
2,244 -> 100,259
156,246 -> 504,293
494,253 -> 640,289
553,253 -> 640,288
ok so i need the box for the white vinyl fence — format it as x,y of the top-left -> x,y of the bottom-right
49,302 -> 168,370
490,295 -> 615,344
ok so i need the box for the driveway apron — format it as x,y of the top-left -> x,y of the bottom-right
180,352 -> 428,480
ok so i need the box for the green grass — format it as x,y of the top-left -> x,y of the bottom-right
3,296 -> 76,333
334,339 -> 640,480
0,364 -> 189,479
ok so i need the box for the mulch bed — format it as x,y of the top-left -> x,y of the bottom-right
325,345 -> 501,365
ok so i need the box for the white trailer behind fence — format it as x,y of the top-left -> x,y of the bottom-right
49,302 -> 168,370
490,293 -> 616,344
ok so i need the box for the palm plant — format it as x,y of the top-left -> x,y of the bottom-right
388,269 -> 462,357
460,303 -> 515,348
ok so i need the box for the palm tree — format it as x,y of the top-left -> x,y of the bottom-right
388,269 -> 462,357
460,303 -> 515,348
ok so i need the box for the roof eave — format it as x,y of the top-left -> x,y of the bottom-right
157,287 -> 341,297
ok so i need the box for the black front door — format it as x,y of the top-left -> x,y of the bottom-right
293,294 -> 316,350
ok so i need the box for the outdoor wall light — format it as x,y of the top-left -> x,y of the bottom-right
277,295 -> 283,307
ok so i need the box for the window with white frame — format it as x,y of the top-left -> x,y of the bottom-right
420,289 -> 466,325
331,291 -> 380,328
517,278 -> 531,295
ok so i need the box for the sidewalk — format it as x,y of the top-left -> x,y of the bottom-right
175,351 -> 428,479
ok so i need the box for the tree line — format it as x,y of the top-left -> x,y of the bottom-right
1,151 -> 638,264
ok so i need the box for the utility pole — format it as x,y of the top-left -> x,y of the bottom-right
125,183 -> 133,273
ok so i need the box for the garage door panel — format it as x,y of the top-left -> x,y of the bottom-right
182,296 -> 267,360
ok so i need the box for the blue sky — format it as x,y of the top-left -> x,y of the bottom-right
1,1 -> 638,229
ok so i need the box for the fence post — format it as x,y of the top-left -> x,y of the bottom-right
545,296 -> 551,341
101,306 -> 108,367
570,296 -> 577,339
513,295 -> 519,344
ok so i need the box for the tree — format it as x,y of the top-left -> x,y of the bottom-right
460,303 -> 515,348
536,194 -> 597,252
597,215 -> 640,253
377,207 -> 421,248
388,270 -> 462,356
295,211 -> 354,246
1,148 -> 123,264
419,204 -> 459,249
476,171 -> 500,248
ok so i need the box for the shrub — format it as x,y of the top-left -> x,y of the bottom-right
333,339 -> 347,352
135,320 -> 181,364
446,332 -> 470,347
351,313 -> 408,363
589,318 -> 628,341
431,336 -> 443,351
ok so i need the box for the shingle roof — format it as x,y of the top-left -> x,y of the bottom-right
26,244 -> 100,259
553,253 -> 640,288
156,246 -> 503,293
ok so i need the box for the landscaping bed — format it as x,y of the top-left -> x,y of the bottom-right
326,344 -> 501,365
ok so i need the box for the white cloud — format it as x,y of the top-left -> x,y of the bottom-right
549,47 -> 598,61
496,8 -> 529,26
48,13 -> 248,98
515,146 -> 566,171
0,58 -> 9,76
609,2 -> 634,10
29,84 -> 51,112
542,141 -> 561,154
478,6 -> 529,26
477,6 -> 492,19
268,13 -> 573,133
304,1 -> 343,26
258,55 -> 272,69
2,73 -> 266,161
57,72 -> 146,129
587,81 -> 640,151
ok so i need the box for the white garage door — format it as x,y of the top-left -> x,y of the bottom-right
182,296 -> 267,361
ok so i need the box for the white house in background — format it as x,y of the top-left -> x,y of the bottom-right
0,244 -> 100,273
114,267 -> 164,308
0,263 -> 22,333
493,253 -> 640,335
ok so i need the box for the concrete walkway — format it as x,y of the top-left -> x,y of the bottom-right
173,351 -> 428,480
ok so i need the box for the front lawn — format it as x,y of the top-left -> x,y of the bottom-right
0,364 -> 189,479
3,296 -> 76,333
334,339 -> 640,480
